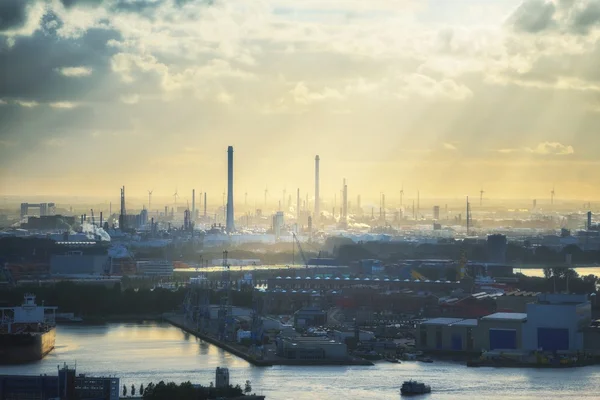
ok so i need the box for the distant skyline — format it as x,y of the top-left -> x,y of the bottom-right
1,1 -> 600,199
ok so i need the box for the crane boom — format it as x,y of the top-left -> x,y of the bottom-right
292,232 -> 308,269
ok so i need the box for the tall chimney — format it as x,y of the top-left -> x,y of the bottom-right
343,178 -> 348,221
297,188 -> 300,223
314,155 -> 320,223
100,212 -> 103,227
226,146 -> 235,233
119,186 -> 126,231
204,192 -> 207,217
192,189 -> 196,218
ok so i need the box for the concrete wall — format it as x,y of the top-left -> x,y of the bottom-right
50,255 -> 108,275
522,302 -> 590,351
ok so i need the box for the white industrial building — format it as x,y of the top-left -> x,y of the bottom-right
522,294 -> 591,352
418,293 -> 592,354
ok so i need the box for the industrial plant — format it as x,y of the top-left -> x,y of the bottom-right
2,145 -> 600,372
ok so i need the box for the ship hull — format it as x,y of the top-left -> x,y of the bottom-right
0,327 -> 56,364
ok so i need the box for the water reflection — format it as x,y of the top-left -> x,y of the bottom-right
0,322 -> 599,399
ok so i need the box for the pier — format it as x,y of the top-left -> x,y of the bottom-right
163,313 -> 373,367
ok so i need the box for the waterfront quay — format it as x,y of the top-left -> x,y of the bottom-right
163,314 -> 372,367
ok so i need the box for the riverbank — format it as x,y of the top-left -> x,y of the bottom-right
163,313 -> 373,367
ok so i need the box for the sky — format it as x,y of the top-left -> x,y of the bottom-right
1,0 -> 600,204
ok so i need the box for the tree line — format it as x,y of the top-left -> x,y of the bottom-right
1,281 -> 186,316
121,380 -> 254,400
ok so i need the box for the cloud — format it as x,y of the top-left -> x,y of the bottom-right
43,138 -> 67,147
0,0 -> 30,32
507,0 -> 600,35
50,101 -> 79,109
508,0 -> 557,33
498,142 -> 575,156
290,82 -> 344,105
2,0 -> 600,199
527,141 -> 575,155
120,93 -> 139,104
216,91 -> 233,104
443,143 -> 458,151
58,66 -> 93,77
400,74 -> 473,101
15,100 -> 38,107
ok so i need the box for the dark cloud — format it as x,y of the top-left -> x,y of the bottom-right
509,0 -> 600,35
112,0 -> 164,13
0,0 -> 31,31
60,0 -> 105,8
569,1 -> 600,34
0,12 -> 122,103
508,0 -> 556,33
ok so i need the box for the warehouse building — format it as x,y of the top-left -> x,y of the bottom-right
418,293 -> 593,354
522,294 -> 591,352
476,312 -> 527,351
418,318 -> 477,352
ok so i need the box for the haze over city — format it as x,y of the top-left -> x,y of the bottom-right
1,0 -> 599,200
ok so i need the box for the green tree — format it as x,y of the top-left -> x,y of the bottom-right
244,380 -> 252,394
123,385 -> 127,397
131,384 -> 136,396
140,384 -> 144,396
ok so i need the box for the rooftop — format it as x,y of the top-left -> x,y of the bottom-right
421,318 -> 464,326
452,319 -> 478,327
481,312 -> 527,322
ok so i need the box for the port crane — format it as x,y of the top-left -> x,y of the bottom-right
292,232 -> 309,270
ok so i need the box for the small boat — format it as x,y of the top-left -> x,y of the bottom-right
401,380 -> 431,396
419,357 -> 433,363
385,357 -> 400,363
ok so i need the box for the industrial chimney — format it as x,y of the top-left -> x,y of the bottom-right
192,189 -> 196,219
226,146 -> 235,233
314,155 -> 320,223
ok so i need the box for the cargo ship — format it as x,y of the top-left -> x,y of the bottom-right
0,294 -> 57,364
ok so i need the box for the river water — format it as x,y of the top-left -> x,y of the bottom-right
2,322 -> 600,399
518,267 -> 600,278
